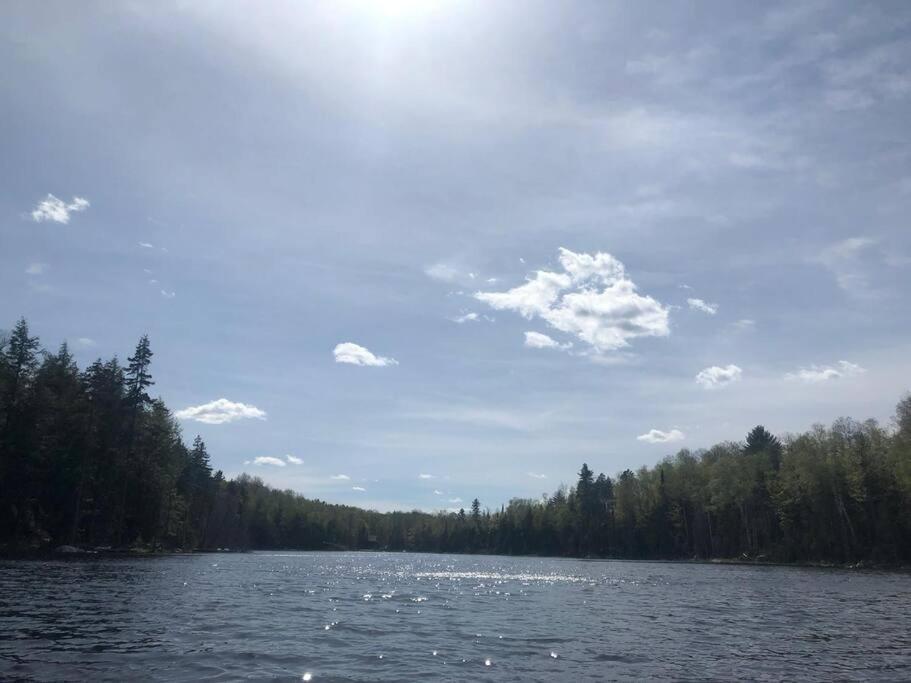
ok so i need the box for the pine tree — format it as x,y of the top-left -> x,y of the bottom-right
125,335 -> 154,409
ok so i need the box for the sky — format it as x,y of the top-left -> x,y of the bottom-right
2,0 -> 910,512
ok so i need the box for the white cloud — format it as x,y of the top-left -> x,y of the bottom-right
252,456 -> 286,467
433,489 -> 444,495
449,497 -> 463,503
352,486 -> 366,492
75,337 -> 96,348
25,262 -> 48,275
418,473 -> 435,479
687,298 -> 718,315
160,290 -> 176,299
476,248 -> 669,355
175,398 -> 267,424
637,428 -> 686,444
523,331 -> 572,350
333,342 -> 398,367
527,472 -> 547,479
785,360 -> 865,383
30,195 -> 90,224
452,312 -> 479,323
695,364 -> 743,389
139,242 -> 155,249
331,474 -> 350,480
285,454 -> 303,465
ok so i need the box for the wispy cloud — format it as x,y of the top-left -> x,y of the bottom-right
252,456 -> 285,467
425,263 -> 461,282
785,360 -> 865,383
449,497 -> 463,504
139,242 -> 155,249
30,195 -> 89,224
75,337 -> 96,348
687,298 -> 718,315
333,342 -> 398,367
476,248 -> 669,356
418,473 -> 435,479
637,428 -> 685,444
527,472 -> 547,479
352,486 -> 366,492
25,262 -> 48,275
817,237 -> 878,298
452,312 -> 479,324
160,290 -> 176,299
175,398 -> 267,424
331,474 -> 350,480
695,364 -> 742,389
285,454 -> 303,465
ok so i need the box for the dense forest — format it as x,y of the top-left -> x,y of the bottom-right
1,317 -> 909,564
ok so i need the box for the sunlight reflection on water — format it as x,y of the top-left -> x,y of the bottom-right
1,552 -> 909,681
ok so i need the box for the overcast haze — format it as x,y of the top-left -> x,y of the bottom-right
3,0 -> 910,511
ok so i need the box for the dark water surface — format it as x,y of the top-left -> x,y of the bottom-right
2,552 -> 909,681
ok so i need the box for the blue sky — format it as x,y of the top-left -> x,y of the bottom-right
3,1 -> 910,512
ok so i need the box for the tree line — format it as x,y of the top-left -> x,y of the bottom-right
1,317 -> 909,564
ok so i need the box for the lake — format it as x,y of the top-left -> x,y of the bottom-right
2,552 -> 909,681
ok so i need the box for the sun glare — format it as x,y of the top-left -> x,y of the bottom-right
347,0 -> 445,20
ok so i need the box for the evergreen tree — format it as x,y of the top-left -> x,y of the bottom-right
125,335 -> 154,409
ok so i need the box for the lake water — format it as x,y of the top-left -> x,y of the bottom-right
2,552 -> 909,681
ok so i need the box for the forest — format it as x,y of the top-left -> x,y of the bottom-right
1,317 -> 909,564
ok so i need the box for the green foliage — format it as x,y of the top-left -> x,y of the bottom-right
1,317 -> 909,564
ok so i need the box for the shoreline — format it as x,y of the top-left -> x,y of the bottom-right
1,546 -> 906,572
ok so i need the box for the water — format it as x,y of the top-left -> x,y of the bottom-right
2,552 -> 909,681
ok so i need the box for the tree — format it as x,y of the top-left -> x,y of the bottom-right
744,425 -> 783,470
125,335 -> 154,409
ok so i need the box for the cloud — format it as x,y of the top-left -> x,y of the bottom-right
252,456 -> 286,467
285,454 -> 303,465
475,248 -> 669,355
637,428 -> 686,444
817,237 -> 878,297
527,472 -> 547,479
418,473 -> 435,479
731,319 -> 756,331
331,474 -> 350,480
695,364 -> 743,389
30,195 -> 90,224
75,337 -> 96,348
523,331 -> 572,350
25,263 -> 48,275
175,398 -> 267,424
160,290 -> 176,299
425,263 -> 460,282
352,486 -> 366,492
433,489 -> 444,495
687,298 -> 718,315
449,497 -> 463,503
333,342 -> 398,367
139,242 -> 155,249
452,312 -> 479,323
785,360 -> 865,383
